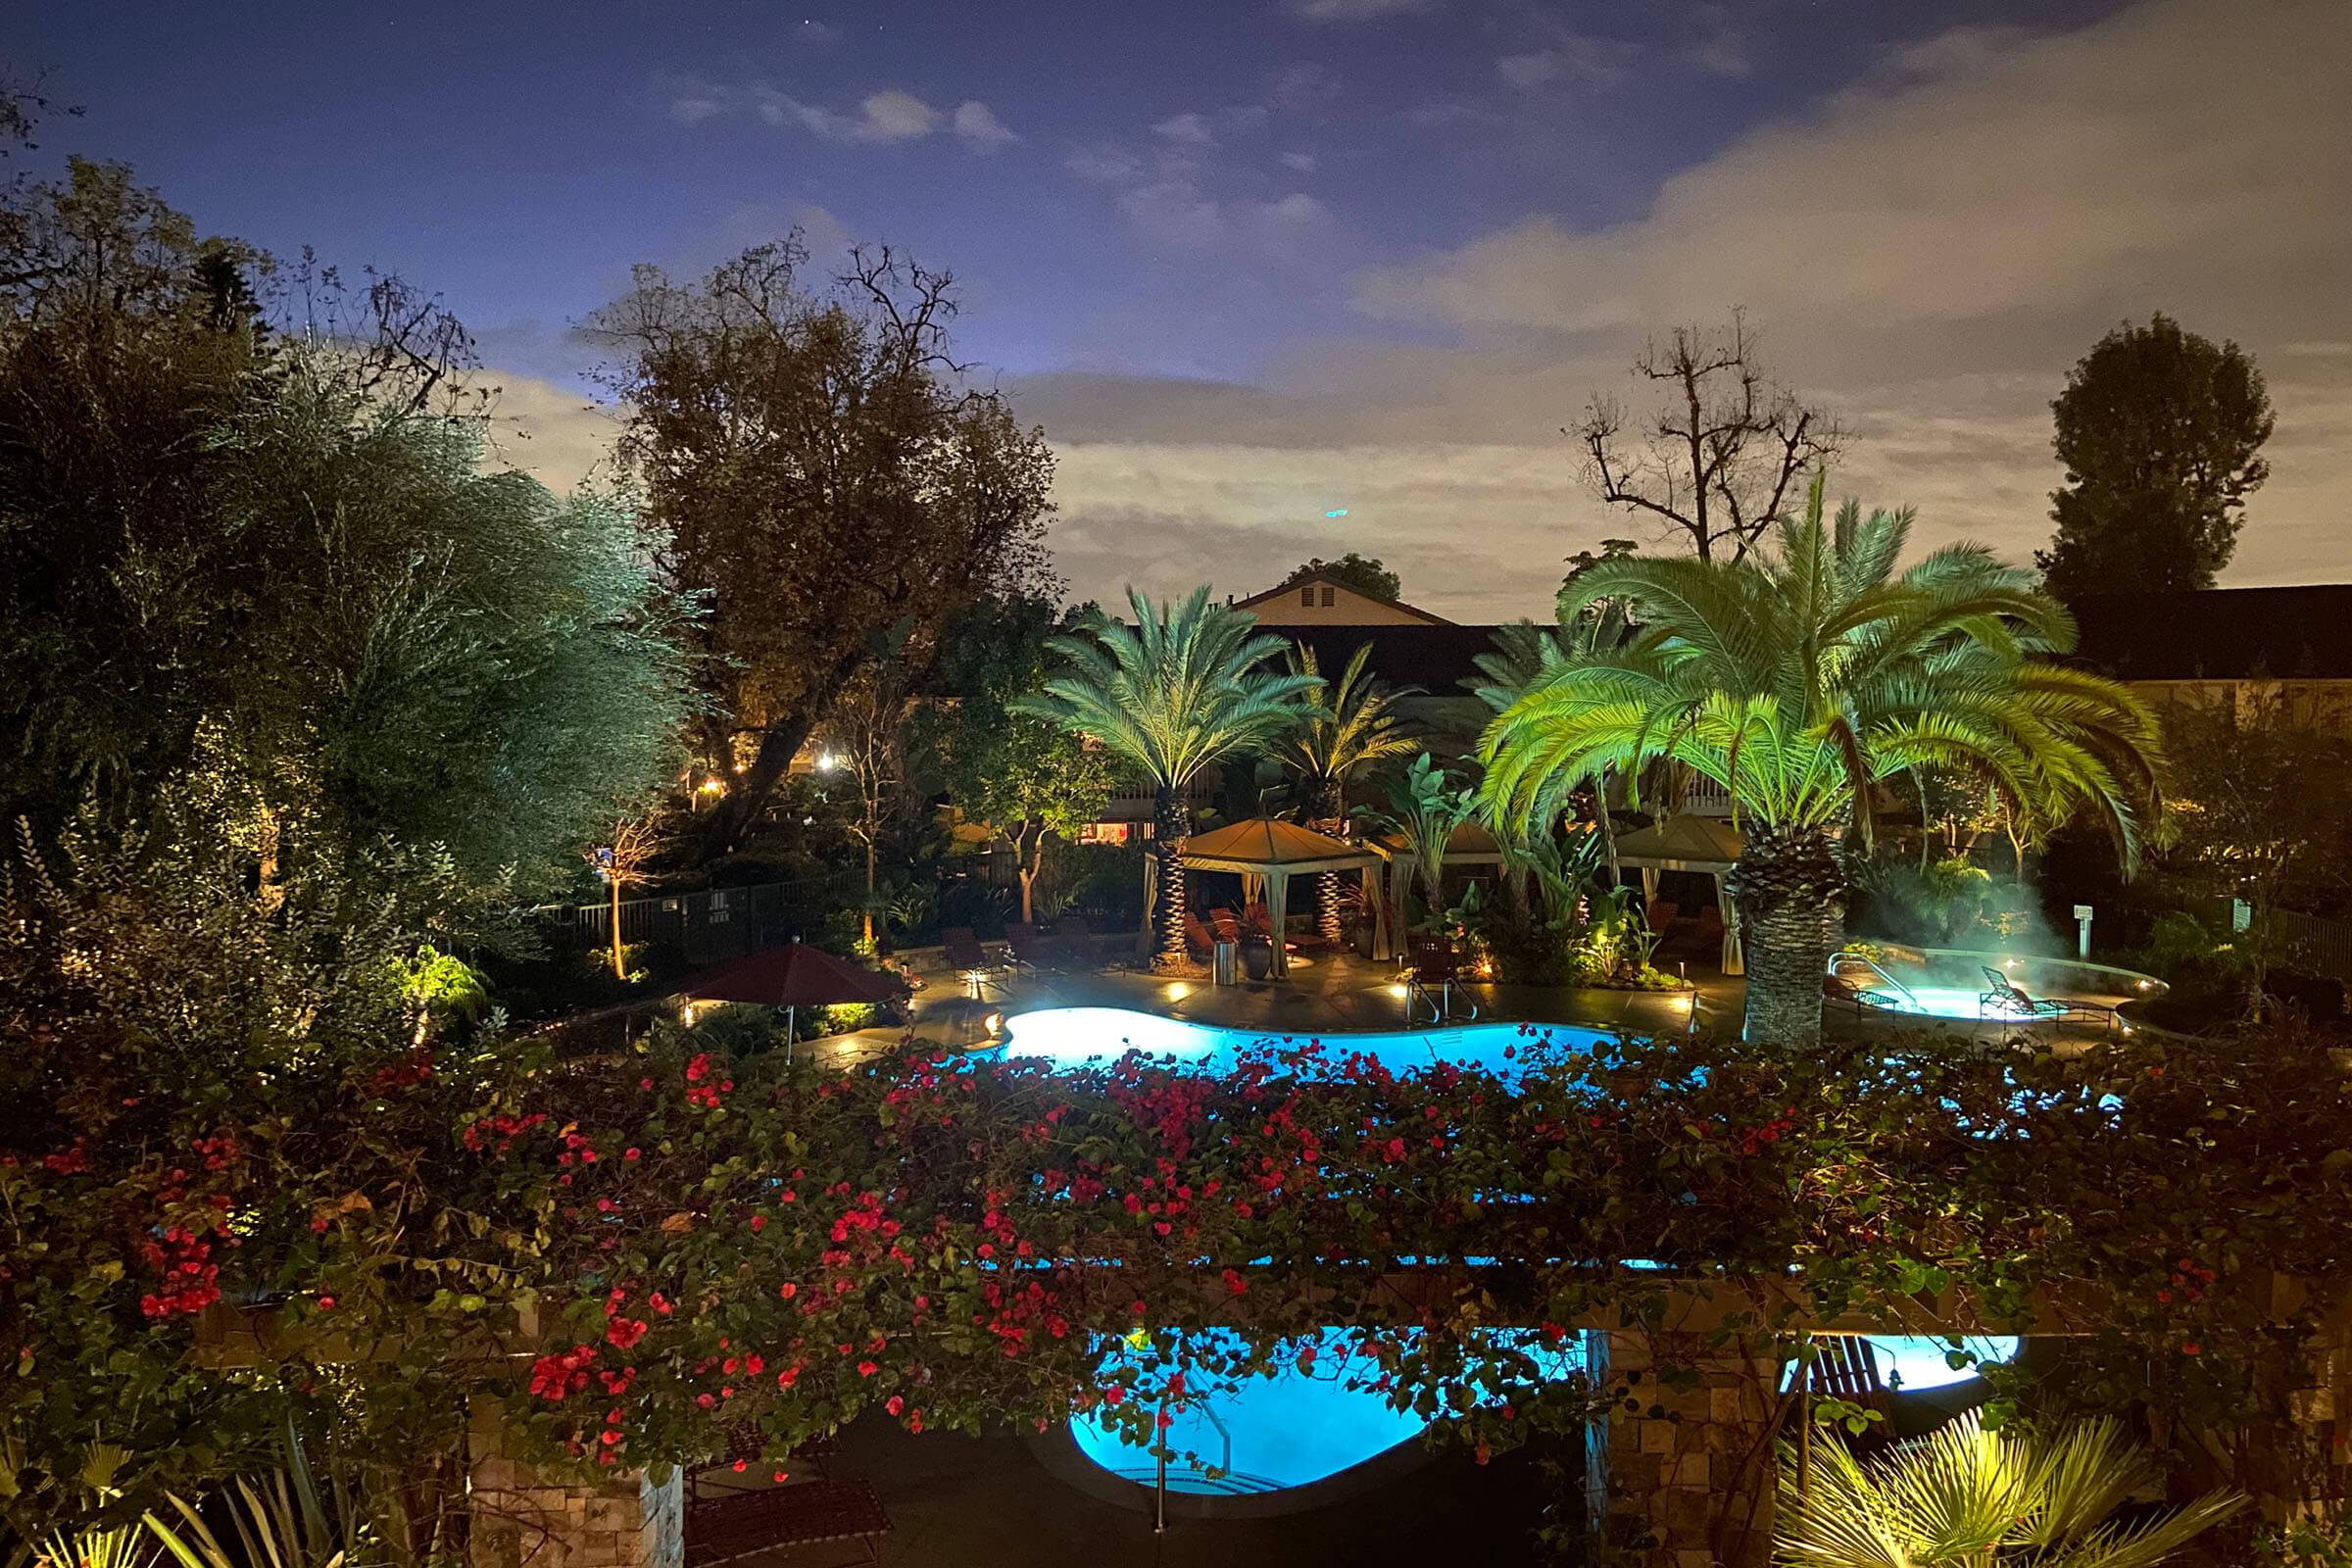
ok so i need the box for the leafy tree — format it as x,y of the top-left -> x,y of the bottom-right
1359,753 -> 1479,928
1282,551 -> 1400,602
2157,697 -> 2352,1007
1776,1410 -> 2240,1568
1017,588 -> 1320,967
1573,310 -> 1842,563
918,597 -> 1113,924
1269,641 -> 1417,940
1483,473 -> 2163,1044
0,165 -> 689,906
587,238 -> 1056,858
2037,314 -> 2274,601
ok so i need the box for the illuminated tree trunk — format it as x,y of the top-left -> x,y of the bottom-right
1725,823 -> 1847,1046
1308,778 -> 1347,945
1152,788 -> 1190,970
610,874 -> 625,980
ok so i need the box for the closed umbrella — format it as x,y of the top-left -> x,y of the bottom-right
678,938 -> 903,1061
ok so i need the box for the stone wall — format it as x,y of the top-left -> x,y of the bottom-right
1588,1330 -> 1782,1568
468,1403 -> 683,1568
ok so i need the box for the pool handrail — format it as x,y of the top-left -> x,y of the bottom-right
1828,952 -> 1923,1012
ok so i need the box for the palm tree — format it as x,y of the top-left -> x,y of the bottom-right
1776,1410 -> 2239,1568
1483,472 -> 2161,1044
1269,642 -> 1418,942
1017,587 -> 1322,968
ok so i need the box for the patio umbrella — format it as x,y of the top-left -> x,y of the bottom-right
678,939 -> 903,1061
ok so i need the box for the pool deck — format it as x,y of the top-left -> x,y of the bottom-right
800,942 -> 2136,1069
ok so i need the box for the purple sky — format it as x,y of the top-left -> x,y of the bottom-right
15,0 -> 2348,619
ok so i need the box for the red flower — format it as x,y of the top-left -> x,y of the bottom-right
606,1316 -> 649,1350
886,1396 -> 905,1416
857,1360 -> 879,1377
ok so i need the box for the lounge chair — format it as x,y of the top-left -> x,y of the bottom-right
1004,922 -> 1059,973
1209,907 -> 1243,944
684,1477 -> 890,1568
940,927 -> 1002,995
1646,899 -> 1682,939
1979,966 -> 2113,1029
1795,1338 -> 1893,1455
1051,914 -> 1103,968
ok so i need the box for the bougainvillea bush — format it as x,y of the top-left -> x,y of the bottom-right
7,819 -> 2352,1547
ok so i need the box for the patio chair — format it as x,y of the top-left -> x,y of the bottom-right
1209,907 -> 1243,944
1052,914 -> 1103,968
1691,906 -> 1725,948
1004,922 -> 1059,973
1646,899 -> 1682,938
1979,966 -> 2072,1026
940,927 -> 1002,996
687,1425 -> 838,1497
685,1477 -> 891,1568
1184,909 -> 1218,958
1797,1338 -> 1893,1455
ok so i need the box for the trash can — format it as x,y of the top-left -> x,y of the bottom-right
1212,939 -> 1238,987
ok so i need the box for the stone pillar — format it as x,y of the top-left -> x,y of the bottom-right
468,1402 -> 683,1568
1586,1330 -> 1782,1568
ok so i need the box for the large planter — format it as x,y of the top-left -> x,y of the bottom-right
1241,934 -> 1275,982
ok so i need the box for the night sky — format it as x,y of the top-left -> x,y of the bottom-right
15,0 -> 2349,618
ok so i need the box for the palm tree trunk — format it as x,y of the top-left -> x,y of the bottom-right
1152,787 -> 1191,969
1725,822 -> 1848,1046
1310,779 -> 1345,945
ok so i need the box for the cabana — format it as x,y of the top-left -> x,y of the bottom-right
1611,814 -> 1745,975
1177,818 -> 1388,976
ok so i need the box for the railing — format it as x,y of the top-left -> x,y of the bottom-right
532,877 -> 844,965
2262,906 -> 2352,986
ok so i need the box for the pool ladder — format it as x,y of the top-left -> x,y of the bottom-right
1154,1397 -> 1238,1532
1402,974 -> 1479,1026
1828,953 -> 1922,1012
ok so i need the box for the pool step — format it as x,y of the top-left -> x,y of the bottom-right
1101,1466 -> 1289,1495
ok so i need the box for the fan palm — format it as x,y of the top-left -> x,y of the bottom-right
1269,642 -> 1419,941
1483,472 -> 2161,1044
1777,1410 -> 2240,1568
1017,587 -> 1322,968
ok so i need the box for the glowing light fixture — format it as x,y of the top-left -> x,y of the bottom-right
815,751 -> 844,772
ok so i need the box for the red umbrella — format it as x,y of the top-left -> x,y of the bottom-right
679,940 -> 902,1059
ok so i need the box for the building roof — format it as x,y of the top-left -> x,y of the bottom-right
1231,570 -> 1455,626
2069,585 -> 2352,682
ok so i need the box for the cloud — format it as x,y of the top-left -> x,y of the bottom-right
637,0 -> 2352,619
1280,151 -> 1319,173
1065,143 -> 1144,184
665,75 -> 1016,153
1271,62 -> 1341,112
952,100 -> 1019,151
1495,33 -> 1638,91
1284,0 -> 1433,19
1152,105 -> 1273,145
1685,4 -> 1753,76
761,87 -> 940,143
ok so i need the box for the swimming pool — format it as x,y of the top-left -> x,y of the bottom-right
1831,947 -> 2162,1026
998,1005 -> 1617,1080
1070,1326 -> 1585,1495
1005,1004 -> 2021,1504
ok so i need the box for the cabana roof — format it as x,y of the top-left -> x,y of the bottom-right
1180,817 -> 1378,873
1613,813 -> 1744,872
1367,819 -> 1504,863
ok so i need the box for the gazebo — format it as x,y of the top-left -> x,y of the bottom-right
1611,814 -> 1745,975
1177,818 -> 1388,976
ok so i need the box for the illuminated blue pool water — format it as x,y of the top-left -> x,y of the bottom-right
999,1005 -> 1616,1080
1006,1006 -> 2018,1498
1071,1327 -> 1585,1494
1859,985 -> 1994,1020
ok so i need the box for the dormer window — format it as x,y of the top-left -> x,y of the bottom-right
1300,585 -> 1315,606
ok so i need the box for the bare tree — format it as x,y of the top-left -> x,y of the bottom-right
589,813 -> 669,980
1572,310 -> 1842,563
